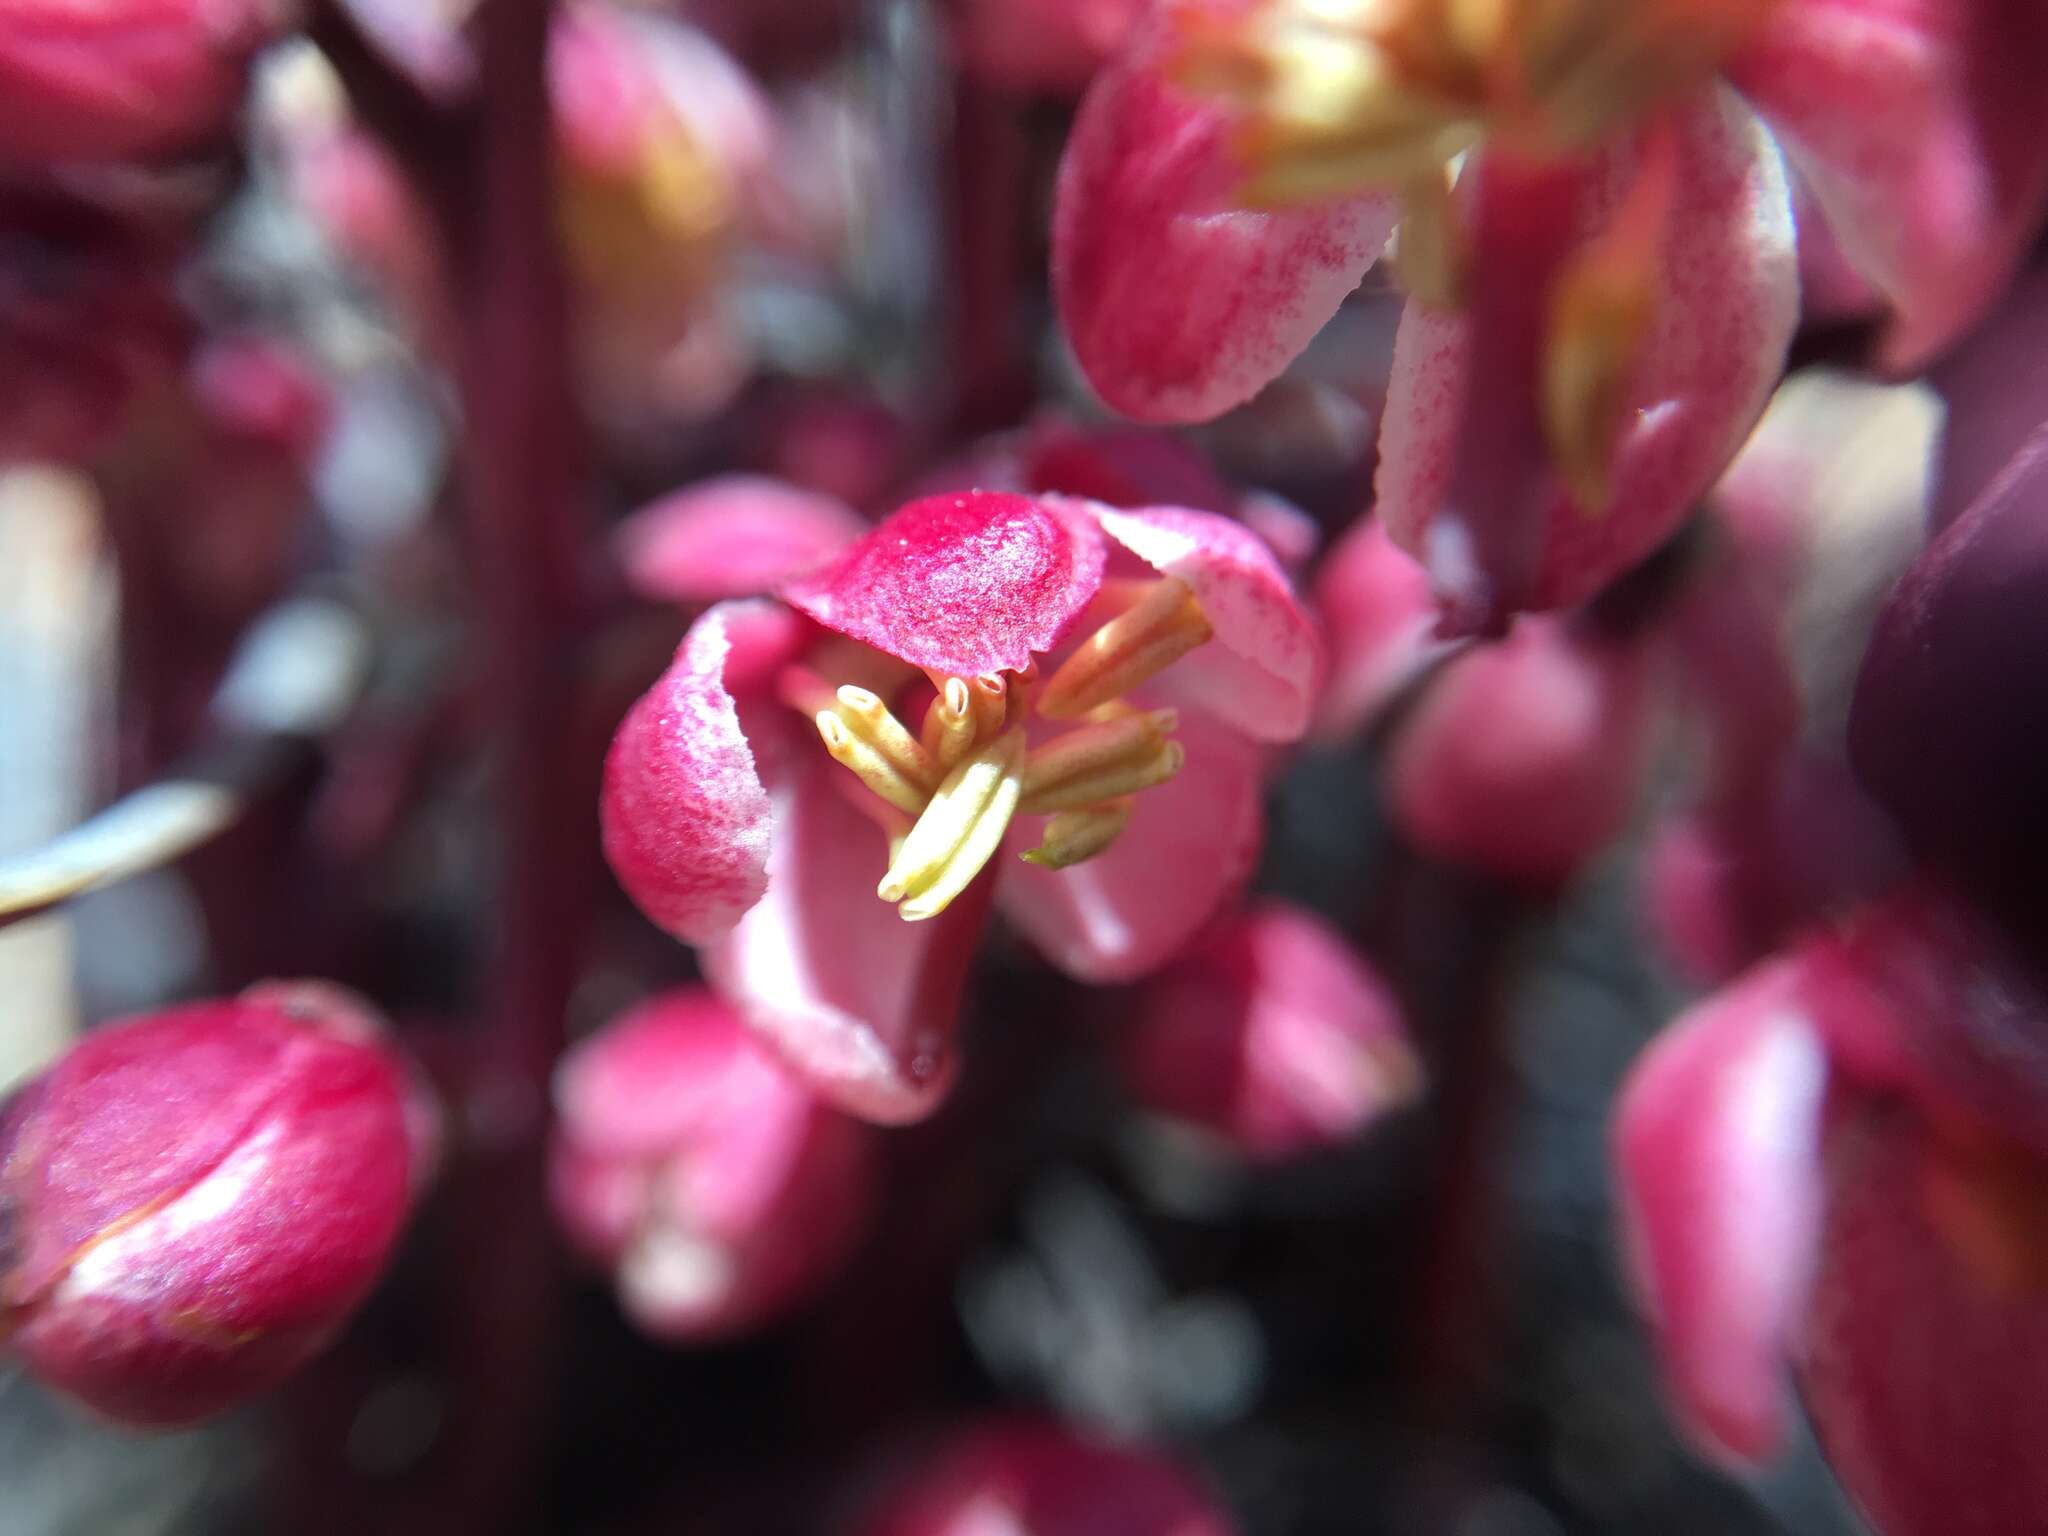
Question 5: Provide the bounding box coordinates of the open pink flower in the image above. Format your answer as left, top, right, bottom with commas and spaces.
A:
1122, 900, 1420, 1161
1616, 878, 2048, 1534
1055, 0, 2048, 626
548, 987, 874, 1341
602, 489, 1321, 1122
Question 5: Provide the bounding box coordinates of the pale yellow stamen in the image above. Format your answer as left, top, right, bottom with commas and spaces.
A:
1020, 711, 1185, 814
921, 676, 979, 770
968, 673, 1010, 742
1391, 160, 1466, 311
816, 715, 930, 818
878, 731, 1026, 920
1021, 799, 1135, 870
1542, 121, 1676, 512
1037, 580, 1213, 721
834, 686, 939, 789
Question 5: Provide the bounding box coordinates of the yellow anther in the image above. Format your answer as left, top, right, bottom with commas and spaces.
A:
1542, 121, 1675, 512
878, 731, 1026, 921
1020, 711, 1185, 814
1174, 0, 1778, 207
1037, 580, 1213, 721
834, 686, 939, 788
968, 674, 1010, 742
1021, 799, 1135, 871
921, 676, 979, 769
1390, 160, 1467, 310
816, 715, 929, 818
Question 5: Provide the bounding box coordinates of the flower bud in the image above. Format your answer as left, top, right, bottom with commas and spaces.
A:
0, 982, 436, 1427
1122, 902, 1419, 1160
1386, 618, 1651, 890
548, 988, 875, 1341
850, 1419, 1235, 1536
0, 0, 279, 166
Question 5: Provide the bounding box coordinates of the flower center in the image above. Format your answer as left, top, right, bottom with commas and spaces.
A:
1174, 0, 1779, 202
783, 578, 1214, 920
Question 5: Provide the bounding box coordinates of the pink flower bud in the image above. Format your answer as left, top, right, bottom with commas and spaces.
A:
0, 982, 436, 1427
0, 0, 278, 166
1122, 902, 1420, 1161
1386, 619, 1651, 891
850, 1419, 1236, 1536
547, 988, 875, 1341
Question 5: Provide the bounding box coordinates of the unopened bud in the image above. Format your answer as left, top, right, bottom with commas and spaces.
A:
0, 982, 437, 1427
548, 989, 874, 1341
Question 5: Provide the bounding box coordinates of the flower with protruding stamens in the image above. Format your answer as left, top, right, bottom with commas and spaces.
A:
601, 488, 1322, 1122
1055, 0, 2048, 627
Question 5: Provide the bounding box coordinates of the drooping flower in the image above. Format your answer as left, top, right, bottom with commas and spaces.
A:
548, 987, 874, 1341
849, 1418, 1237, 1536
0, 982, 437, 1427
1055, 0, 2048, 626
1615, 879, 2048, 1536
1121, 900, 1420, 1160
602, 488, 1321, 1121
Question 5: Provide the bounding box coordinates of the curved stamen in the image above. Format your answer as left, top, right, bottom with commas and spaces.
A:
1037, 579, 1213, 720
878, 731, 1027, 920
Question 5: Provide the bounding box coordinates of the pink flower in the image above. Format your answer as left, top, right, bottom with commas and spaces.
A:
0, 982, 437, 1427
1122, 900, 1420, 1160
547, 987, 874, 1341
1054, 0, 2048, 625
849, 1418, 1236, 1536
601, 489, 1322, 1122
1615, 882, 2048, 1536
0, 0, 278, 166
612, 475, 867, 607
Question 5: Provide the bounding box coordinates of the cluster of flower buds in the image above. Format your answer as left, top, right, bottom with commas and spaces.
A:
0, 983, 437, 1427
547, 987, 875, 1341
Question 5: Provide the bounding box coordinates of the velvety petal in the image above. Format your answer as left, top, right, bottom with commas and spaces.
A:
998, 705, 1262, 983
1386, 620, 1652, 891
1731, 0, 2048, 371
1311, 513, 1451, 740
1801, 1100, 2048, 1536
1051, 2, 1399, 424
1376, 89, 1797, 616
1123, 901, 1419, 1160
613, 475, 866, 604
1613, 959, 1831, 1467
779, 491, 1105, 677
1085, 500, 1324, 741
1847, 429, 2048, 949
704, 750, 994, 1124
600, 601, 804, 945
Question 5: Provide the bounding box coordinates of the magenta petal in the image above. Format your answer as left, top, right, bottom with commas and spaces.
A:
1731, 0, 2048, 371
1614, 960, 1831, 1467
600, 601, 803, 945
613, 475, 866, 604
1051, 4, 1398, 424
1928, 267, 2048, 533
1376, 90, 1796, 615
779, 491, 1106, 676
998, 705, 1262, 982
704, 751, 991, 1124
1086, 500, 1324, 741
1801, 1101, 2048, 1536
